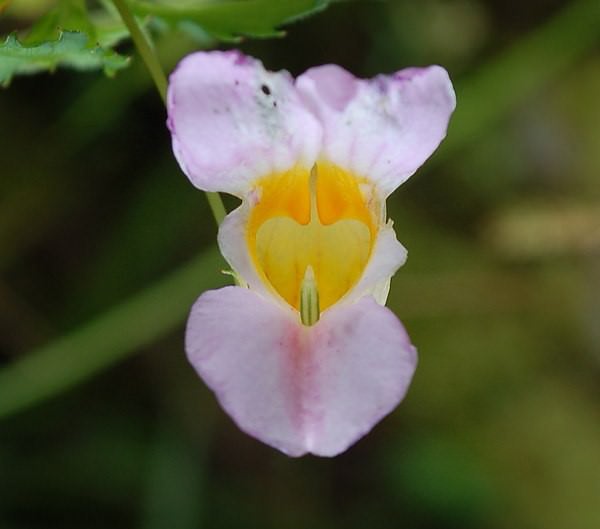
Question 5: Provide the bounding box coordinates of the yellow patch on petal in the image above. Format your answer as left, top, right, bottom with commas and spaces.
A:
246, 162, 378, 311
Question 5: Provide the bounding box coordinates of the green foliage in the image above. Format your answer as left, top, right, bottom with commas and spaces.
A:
0, 0, 329, 88
0, 31, 130, 86
131, 0, 329, 40
24, 0, 133, 49
24, 0, 97, 44
1, 0, 133, 84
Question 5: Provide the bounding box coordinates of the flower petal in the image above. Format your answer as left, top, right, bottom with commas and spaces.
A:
186, 286, 311, 457
296, 64, 456, 195
217, 200, 282, 304
340, 222, 407, 306
218, 179, 407, 310
167, 51, 322, 195
186, 287, 417, 457
303, 295, 417, 456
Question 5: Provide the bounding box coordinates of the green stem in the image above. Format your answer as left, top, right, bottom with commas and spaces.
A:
112, 0, 167, 103
111, 0, 227, 226
0, 248, 225, 420
206, 191, 227, 225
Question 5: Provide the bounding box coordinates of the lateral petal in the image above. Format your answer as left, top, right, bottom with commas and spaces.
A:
217, 200, 284, 305
339, 222, 407, 307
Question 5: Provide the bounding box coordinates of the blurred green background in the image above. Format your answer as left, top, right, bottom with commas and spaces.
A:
1, 0, 599, 528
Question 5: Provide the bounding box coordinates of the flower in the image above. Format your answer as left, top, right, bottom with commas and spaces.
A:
167, 51, 455, 457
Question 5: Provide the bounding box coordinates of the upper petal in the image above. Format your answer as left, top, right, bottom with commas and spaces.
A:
296, 64, 456, 195
186, 286, 417, 457
167, 51, 322, 195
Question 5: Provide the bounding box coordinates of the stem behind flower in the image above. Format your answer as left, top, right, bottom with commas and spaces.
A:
111, 0, 227, 227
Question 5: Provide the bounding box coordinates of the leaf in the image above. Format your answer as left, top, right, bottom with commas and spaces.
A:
24, 0, 97, 44
92, 12, 135, 49
22, 0, 133, 49
0, 30, 130, 87
131, 0, 329, 41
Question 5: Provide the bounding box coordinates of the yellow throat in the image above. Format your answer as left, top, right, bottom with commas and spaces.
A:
247, 162, 378, 312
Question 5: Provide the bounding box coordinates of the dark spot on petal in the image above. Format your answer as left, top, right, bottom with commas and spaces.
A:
273, 101, 277, 107
261, 84, 271, 96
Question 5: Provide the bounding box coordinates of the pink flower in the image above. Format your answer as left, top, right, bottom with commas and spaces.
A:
167, 51, 455, 456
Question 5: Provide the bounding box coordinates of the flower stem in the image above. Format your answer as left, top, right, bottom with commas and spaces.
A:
111, 0, 227, 226
206, 191, 227, 225
111, 0, 167, 103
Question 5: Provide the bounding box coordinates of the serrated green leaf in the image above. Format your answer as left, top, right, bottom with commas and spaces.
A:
90, 11, 136, 49
131, 0, 329, 41
22, 0, 134, 50
24, 0, 97, 44
0, 30, 130, 87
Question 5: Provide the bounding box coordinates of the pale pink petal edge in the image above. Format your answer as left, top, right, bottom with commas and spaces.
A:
186, 286, 417, 457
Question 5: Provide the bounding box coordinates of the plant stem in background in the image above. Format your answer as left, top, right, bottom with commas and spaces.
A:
0, 248, 226, 420
111, 0, 167, 103
111, 0, 227, 226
